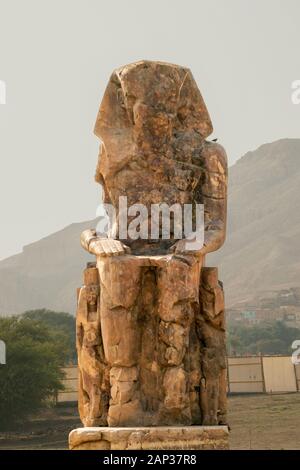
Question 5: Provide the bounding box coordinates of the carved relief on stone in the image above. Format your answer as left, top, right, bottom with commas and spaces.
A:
76, 263, 109, 426
197, 267, 227, 425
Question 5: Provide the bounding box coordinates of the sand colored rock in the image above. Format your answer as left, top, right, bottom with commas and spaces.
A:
73, 61, 228, 447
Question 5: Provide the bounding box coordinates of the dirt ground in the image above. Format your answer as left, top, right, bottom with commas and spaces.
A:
228, 393, 300, 450
0, 393, 299, 450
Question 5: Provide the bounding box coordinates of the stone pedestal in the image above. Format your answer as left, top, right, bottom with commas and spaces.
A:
69, 426, 229, 450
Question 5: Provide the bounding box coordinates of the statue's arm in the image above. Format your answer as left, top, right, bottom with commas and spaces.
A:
80, 229, 130, 257
81, 159, 131, 257
80, 229, 98, 252
200, 141, 227, 255
174, 141, 227, 256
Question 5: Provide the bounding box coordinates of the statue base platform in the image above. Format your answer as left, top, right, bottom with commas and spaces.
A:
69, 426, 229, 450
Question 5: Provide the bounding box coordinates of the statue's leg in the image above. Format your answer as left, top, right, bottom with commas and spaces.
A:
156, 255, 202, 425
97, 255, 143, 426
197, 267, 227, 425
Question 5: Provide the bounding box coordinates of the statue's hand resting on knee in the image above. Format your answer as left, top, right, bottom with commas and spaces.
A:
81, 229, 131, 257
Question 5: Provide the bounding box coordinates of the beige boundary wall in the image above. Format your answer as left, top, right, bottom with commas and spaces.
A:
57, 357, 300, 403
227, 356, 300, 394
227, 356, 265, 393
57, 366, 78, 403
262, 356, 297, 393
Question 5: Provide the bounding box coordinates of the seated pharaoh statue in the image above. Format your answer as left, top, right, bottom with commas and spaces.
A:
76, 61, 228, 432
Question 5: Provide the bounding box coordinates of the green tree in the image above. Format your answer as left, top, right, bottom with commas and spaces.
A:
22, 309, 76, 363
0, 316, 70, 428
228, 320, 300, 355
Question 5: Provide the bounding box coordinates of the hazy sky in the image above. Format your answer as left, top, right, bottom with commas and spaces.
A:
0, 0, 299, 259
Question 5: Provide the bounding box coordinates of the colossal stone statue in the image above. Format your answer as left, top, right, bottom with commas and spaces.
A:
70, 61, 229, 450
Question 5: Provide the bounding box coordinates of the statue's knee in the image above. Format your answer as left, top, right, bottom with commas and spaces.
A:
101, 307, 141, 366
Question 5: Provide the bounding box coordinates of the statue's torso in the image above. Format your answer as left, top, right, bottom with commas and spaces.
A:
101, 140, 206, 254
97, 139, 226, 254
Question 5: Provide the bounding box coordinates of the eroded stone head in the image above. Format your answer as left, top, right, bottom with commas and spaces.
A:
94, 60, 213, 151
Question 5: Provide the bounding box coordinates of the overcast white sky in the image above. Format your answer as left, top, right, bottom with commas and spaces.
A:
0, 0, 299, 259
